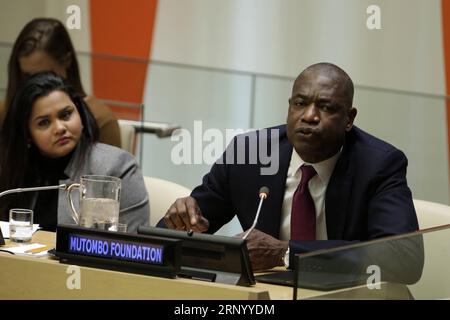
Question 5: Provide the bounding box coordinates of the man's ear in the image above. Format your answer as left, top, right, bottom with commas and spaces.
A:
346, 107, 357, 131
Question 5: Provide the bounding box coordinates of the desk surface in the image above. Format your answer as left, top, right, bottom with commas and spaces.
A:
0, 231, 409, 300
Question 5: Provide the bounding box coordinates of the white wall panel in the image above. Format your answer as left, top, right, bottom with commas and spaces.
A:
152, 0, 445, 95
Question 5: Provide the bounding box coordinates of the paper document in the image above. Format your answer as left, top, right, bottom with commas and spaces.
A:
4, 243, 51, 256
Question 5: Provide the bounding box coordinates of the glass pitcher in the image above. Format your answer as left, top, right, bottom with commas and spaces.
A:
67, 175, 121, 231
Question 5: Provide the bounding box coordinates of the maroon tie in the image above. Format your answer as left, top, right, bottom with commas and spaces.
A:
291, 165, 317, 240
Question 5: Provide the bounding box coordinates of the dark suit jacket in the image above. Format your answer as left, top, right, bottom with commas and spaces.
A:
189, 125, 419, 261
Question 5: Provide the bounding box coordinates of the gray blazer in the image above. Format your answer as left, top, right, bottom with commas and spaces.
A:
56, 143, 149, 232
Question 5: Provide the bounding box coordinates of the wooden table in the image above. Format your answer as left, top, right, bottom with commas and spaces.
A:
0, 230, 410, 300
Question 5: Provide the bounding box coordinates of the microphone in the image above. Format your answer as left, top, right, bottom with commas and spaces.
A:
242, 186, 270, 240
0, 184, 67, 199
0, 185, 68, 215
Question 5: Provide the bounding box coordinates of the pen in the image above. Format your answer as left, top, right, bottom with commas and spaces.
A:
25, 245, 53, 254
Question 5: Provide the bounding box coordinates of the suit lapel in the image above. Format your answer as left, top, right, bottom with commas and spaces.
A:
325, 133, 354, 239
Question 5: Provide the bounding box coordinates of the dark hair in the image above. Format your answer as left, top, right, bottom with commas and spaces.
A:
0, 72, 98, 216
5, 18, 85, 108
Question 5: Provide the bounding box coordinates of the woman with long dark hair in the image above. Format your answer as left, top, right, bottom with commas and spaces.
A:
0, 17, 121, 147
0, 72, 148, 232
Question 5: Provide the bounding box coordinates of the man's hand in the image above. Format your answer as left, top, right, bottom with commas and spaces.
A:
236, 229, 288, 271
164, 196, 210, 232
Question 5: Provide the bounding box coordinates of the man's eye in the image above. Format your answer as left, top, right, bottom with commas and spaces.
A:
321, 105, 334, 112
293, 100, 306, 107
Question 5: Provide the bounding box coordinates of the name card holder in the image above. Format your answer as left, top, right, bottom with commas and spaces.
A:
56, 224, 181, 279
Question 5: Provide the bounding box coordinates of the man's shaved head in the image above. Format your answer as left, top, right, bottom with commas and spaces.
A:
295, 62, 354, 108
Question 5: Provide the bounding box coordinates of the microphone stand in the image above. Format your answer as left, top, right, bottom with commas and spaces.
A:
242, 193, 267, 240
0, 184, 68, 199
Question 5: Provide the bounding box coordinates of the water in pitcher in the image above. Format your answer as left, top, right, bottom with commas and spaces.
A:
79, 198, 120, 231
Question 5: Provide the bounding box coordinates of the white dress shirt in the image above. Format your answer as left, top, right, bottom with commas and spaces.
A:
279, 149, 342, 241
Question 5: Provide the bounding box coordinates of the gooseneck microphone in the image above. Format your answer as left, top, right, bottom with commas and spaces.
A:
242, 186, 270, 240
0, 184, 67, 198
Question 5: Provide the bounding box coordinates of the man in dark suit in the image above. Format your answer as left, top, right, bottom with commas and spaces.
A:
163, 62, 419, 271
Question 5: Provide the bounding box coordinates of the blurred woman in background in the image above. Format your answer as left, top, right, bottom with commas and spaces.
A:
0, 17, 121, 147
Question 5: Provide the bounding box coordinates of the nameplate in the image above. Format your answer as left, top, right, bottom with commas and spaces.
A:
56, 224, 181, 278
